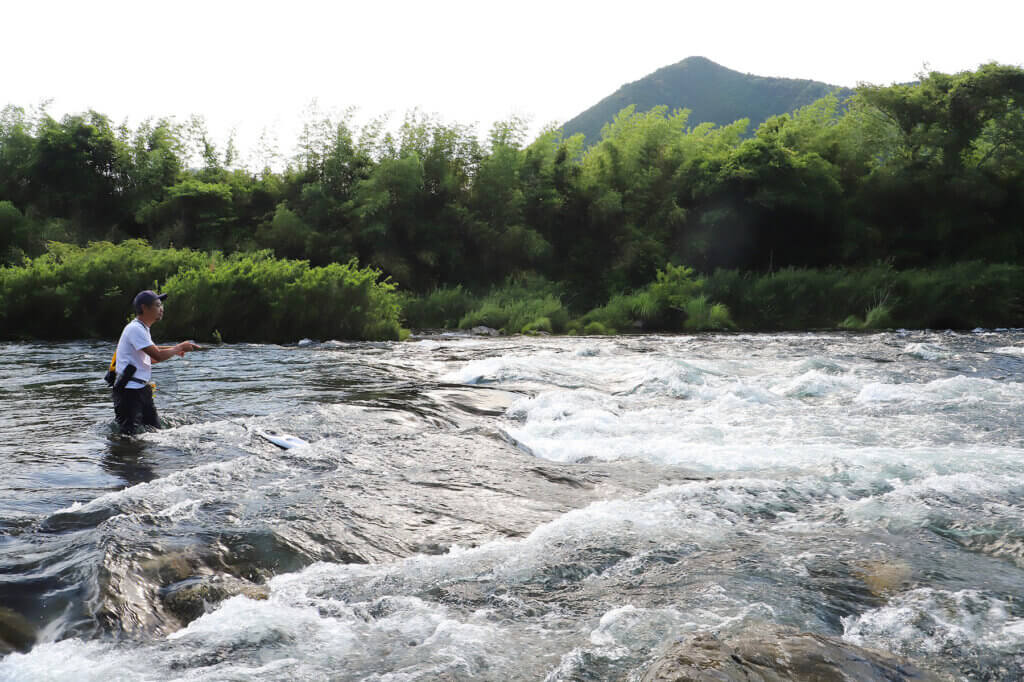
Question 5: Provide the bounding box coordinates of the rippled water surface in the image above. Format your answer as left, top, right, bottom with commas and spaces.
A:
2, 331, 1024, 680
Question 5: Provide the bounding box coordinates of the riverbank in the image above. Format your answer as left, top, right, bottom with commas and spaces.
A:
2, 241, 1022, 342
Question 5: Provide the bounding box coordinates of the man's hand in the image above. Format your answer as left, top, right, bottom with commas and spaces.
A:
175, 341, 201, 356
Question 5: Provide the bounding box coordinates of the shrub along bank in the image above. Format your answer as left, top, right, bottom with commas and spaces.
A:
704, 263, 1024, 331
404, 262, 1024, 334
2, 241, 1021, 342
0, 241, 404, 342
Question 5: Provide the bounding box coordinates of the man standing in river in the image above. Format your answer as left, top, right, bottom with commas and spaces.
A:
112, 290, 199, 435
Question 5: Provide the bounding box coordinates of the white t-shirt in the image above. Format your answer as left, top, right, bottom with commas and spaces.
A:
115, 319, 155, 388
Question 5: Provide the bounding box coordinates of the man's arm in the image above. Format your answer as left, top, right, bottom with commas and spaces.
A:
142, 341, 201, 364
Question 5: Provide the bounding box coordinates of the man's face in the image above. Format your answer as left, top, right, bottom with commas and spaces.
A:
144, 299, 164, 321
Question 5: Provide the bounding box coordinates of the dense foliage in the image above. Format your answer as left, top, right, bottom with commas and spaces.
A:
704, 262, 1024, 330
0, 241, 404, 341
1, 62, 1022, 338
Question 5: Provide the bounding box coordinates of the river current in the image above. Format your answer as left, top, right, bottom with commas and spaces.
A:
1, 331, 1023, 680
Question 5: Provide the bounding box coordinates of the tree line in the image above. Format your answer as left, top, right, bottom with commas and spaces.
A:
2, 63, 1023, 336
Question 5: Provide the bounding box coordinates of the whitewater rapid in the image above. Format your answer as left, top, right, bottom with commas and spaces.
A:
1, 331, 1023, 680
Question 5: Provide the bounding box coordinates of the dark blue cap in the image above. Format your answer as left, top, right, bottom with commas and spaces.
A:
133, 290, 167, 312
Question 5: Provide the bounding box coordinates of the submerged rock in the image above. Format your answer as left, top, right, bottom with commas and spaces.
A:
470, 325, 501, 336
97, 547, 276, 636
162, 575, 270, 626
0, 606, 36, 655
642, 626, 941, 681
854, 558, 913, 597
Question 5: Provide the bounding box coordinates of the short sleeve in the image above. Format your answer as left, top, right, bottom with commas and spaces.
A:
127, 323, 153, 351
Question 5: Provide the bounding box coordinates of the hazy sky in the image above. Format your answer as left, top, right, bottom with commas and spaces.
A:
5, 0, 1020, 163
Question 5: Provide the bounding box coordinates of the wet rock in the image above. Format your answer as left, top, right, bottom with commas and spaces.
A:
855, 558, 913, 597
470, 326, 501, 336
642, 626, 941, 681
98, 547, 274, 636
96, 549, 204, 635
140, 551, 201, 585
0, 606, 37, 655
162, 575, 270, 626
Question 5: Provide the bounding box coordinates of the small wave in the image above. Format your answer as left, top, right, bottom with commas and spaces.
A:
771, 370, 860, 399
840, 467, 1024, 531
623, 361, 711, 398
588, 605, 689, 649
795, 357, 847, 375
902, 343, 950, 361
50, 501, 85, 515
842, 588, 1024, 666
0, 639, 123, 682
441, 354, 574, 386
573, 344, 606, 357
856, 375, 1024, 405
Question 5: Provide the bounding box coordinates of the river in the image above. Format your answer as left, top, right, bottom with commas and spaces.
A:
1, 331, 1023, 680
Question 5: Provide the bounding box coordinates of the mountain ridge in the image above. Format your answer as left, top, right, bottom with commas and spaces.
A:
561, 56, 855, 144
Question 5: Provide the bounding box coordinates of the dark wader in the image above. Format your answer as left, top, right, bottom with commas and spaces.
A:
113, 382, 159, 435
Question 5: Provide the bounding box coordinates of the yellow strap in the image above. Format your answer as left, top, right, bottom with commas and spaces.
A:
108, 352, 117, 372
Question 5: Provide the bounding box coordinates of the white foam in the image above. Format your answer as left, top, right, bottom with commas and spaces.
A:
843, 588, 1024, 657
0, 640, 131, 682
440, 356, 533, 385
504, 369, 1024, 468
856, 375, 1024, 405
156, 498, 201, 520
440, 343, 1023, 471
51, 501, 85, 515
588, 605, 689, 649
771, 369, 861, 399
903, 343, 950, 361
840, 468, 1024, 528
573, 343, 607, 357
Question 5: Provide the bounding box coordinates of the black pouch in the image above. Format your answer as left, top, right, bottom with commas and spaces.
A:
113, 364, 137, 391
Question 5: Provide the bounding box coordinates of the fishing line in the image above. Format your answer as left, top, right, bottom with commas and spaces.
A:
150, 361, 180, 412
153, 357, 308, 450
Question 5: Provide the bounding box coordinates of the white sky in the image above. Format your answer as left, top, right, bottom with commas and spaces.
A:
4, 0, 1021, 164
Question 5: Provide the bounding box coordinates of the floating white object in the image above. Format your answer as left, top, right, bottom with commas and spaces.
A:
256, 429, 309, 450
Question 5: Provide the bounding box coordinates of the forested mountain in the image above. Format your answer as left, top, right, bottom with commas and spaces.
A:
561, 56, 855, 144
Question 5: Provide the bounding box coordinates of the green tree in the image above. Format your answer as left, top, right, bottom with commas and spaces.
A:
855, 63, 1024, 263
0, 200, 38, 263
255, 202, 315, 260
27, 111, 133, 237
137, 178, 234, 249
